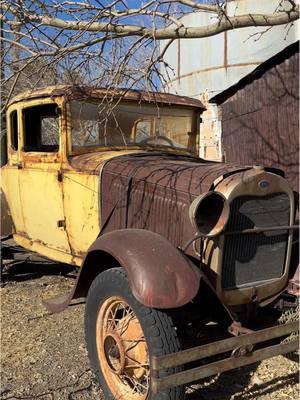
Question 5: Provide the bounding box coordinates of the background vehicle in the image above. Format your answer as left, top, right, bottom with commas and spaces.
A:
1, 86, 299, 400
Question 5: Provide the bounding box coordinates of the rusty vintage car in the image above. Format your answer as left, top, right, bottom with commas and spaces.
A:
1, 85, 299, 400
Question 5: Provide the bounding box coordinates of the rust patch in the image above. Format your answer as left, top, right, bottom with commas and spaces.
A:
100, 153, 248, 256
162, 62, 261, 87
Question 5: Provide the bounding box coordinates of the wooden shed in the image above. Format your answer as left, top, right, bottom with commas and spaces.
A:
210, 42, 299, 194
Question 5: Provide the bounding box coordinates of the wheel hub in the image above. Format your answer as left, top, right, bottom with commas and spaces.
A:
104, 332, 126, 374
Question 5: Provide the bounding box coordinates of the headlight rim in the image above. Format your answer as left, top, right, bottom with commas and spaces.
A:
189, 191, 230, 238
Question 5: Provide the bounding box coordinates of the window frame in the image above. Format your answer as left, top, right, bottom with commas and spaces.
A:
6, 105, 20, 164
19, 98, 64, 164
67, 100, 200, 156
9, 109, 19, 151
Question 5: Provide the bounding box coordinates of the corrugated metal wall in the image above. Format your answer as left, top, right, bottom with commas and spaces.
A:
219, 51, 299, 193
162, 0, 299, 99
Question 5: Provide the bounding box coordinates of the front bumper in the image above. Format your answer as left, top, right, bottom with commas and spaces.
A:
151, 320, 299, 393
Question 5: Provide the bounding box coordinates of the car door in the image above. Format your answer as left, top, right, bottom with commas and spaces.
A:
1, 105, 26, 236
18, 98, 71, 256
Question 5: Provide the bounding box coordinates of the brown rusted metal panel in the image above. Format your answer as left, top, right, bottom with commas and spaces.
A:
213, 44, 299, 193
85, 229, 201, 308
44, 229, 202, 312
100, 154, 247, 256
7, 85, 206, 110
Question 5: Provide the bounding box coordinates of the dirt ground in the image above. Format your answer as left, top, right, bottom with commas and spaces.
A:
1, 259, 299, 400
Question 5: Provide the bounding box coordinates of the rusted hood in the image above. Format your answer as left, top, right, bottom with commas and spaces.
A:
100, 153, 248, 256
101, 153, 243, 195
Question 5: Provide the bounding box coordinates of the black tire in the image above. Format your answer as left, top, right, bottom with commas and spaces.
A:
85, 267, 185, 400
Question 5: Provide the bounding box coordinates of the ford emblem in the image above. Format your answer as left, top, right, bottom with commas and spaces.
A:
259, 180, 269, 189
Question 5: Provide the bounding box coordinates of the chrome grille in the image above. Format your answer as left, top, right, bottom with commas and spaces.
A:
222, 193, 290, 289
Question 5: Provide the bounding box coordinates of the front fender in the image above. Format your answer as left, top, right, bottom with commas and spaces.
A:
43, 229, 201, 312
87, 229, 201, 308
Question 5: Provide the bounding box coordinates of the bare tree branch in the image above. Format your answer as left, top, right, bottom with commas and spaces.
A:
3, 3, 298, 40
0, 0, 298, 109
175, 0, 220, 13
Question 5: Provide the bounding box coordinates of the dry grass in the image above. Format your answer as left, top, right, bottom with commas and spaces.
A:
1, 260, 299, 400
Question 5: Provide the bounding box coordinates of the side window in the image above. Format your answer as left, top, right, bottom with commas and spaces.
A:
10, 110, 18, 150
23, 104, 59, 152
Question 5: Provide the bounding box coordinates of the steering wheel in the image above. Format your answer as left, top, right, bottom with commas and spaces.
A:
139, 135, 175, 147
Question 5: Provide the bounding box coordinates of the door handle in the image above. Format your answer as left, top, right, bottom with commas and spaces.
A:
12, 162, 22, 169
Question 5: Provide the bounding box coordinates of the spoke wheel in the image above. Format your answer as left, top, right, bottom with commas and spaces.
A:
96, 296, 149, 399
85, 267, 184, 400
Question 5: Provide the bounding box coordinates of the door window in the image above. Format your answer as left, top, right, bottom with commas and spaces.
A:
23, 104, 59, 152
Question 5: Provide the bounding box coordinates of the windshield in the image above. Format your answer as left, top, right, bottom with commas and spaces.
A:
70, 101, 198, 154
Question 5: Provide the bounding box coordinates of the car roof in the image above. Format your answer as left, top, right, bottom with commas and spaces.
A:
7, 85, 205, 110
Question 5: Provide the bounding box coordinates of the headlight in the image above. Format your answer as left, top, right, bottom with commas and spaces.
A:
189, 191, 229, 237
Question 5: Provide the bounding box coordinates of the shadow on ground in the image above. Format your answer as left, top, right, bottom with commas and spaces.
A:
186, 365, 298, 400
1, 260, 78, 285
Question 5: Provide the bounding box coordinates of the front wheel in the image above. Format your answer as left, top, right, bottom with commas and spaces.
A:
85, 267, 184, 400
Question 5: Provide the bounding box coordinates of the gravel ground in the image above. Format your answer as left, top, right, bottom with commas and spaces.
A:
1, 259, 299, 400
